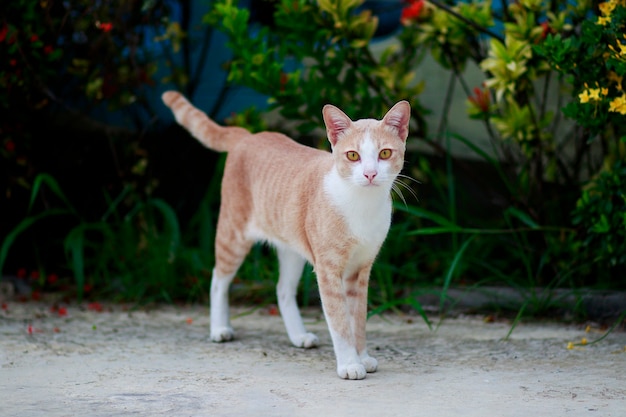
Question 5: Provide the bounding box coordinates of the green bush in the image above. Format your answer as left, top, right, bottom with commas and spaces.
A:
205, 0, 626, 298
572, 160, 626, 276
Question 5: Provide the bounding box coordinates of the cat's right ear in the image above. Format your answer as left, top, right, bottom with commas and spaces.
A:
322, 105, 353, 147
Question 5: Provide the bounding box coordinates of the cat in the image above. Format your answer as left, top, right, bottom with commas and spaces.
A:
162, 91, 410, 379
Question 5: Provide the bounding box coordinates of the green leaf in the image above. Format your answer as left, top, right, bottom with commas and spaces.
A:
0, 209, 69, 277
505, 206, 539, 229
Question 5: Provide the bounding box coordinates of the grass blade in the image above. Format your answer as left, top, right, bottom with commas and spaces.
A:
0, 209, 69, 276
29, 173, 77, 215
439, 235, 476, 315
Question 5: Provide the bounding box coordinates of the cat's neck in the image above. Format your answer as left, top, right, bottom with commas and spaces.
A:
323, 166, 393, 244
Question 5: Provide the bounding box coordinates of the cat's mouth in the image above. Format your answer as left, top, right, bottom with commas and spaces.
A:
360, 178, 382, 187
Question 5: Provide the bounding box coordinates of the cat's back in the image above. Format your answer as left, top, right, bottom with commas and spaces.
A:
227, 130, 330, 177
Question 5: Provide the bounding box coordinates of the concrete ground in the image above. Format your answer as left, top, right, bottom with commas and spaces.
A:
1, 302, 625, 417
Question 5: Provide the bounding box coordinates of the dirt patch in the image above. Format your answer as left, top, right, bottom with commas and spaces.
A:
1, 302, 625, 416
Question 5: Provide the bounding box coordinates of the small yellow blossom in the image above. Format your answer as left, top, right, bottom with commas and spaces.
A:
579, 88, 602, 103
602, 87, 609, 95
579, 90, 590, 103
599, 1, 617, 16
608, 71, 623, 90
597, 16, 611, 26
609, 94, 626, 114
581, 338, 588, 345
567, 342, 574, 350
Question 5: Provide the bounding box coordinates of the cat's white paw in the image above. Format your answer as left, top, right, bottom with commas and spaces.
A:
361, 355, 378, 373
210, 326, 234, 343
337, 363, 367, 380
291, 332, 319, 349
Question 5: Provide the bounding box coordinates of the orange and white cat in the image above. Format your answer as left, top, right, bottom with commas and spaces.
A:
162, 91, 410, 379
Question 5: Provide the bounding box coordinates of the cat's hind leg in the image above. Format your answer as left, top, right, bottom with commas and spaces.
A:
275, 245, 319, 348
210, 225, 253, 343
210, 269, 236, 342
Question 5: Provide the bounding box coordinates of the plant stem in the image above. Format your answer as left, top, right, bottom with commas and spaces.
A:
428, 0, 505, 43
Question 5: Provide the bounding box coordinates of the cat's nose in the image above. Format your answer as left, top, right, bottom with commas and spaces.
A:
364, 171, 377, 183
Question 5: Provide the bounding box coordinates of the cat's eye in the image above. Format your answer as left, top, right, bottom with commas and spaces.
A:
346, 151, 360, 161
379, 149, 392, 160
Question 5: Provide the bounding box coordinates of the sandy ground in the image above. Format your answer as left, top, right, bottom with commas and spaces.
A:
1, 302, 625, 417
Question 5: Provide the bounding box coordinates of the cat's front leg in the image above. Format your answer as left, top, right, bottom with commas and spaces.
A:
346, 266, 377, 374
316, 269, 367, 380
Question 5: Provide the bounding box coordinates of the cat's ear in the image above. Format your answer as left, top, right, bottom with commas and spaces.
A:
382, 100, 411, 142
322, 104, 353, 147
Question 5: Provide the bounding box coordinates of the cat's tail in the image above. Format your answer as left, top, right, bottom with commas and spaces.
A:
161, 90, 249, 153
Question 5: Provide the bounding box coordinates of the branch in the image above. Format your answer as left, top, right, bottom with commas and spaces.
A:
428, 0, 504, 44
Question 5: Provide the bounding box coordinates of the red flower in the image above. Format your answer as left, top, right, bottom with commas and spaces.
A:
30, 34, 39, 42
47, 273, 59, 285
0, 24, 7, 42
539, 22, 554, 41
468, 86, 491, 113
43, 45, 54, 55
401, 0, 424, 25
279, 72, 288, 92
4, 140, 15, 152
88, 302, 103, 312
17, 268, 27, 279
98, 22, 113, 32
30, 270, 40, 280
57, 306, 68, 316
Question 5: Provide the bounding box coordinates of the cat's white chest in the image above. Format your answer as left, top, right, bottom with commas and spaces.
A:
323, 168, 392, 251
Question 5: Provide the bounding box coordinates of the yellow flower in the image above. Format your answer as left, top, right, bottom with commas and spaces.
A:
588, 88, 601, 101
602, 87, 609, 95
608, 71, 624, 90
579, 90, 590, 103
597, 16, 611, 26
579, 88, 602, 103
609, 94, 626, 114
599, 0, 617, 16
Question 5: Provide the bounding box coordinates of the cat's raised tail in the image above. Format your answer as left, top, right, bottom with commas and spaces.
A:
161, 90, 249, 153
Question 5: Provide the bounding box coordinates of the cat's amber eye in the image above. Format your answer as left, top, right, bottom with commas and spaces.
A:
346, 151, 360, 161
379, 149, 392, 160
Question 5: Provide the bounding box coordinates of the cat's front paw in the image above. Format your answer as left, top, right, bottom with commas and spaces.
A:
210, 326, 234, 343
291, 332, 319, 349
337, 363, 367, 380
361, 355, 378, 373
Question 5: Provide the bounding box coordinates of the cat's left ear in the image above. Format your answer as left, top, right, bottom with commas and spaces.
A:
323, 104, 353, 147
382, 101, 411, 142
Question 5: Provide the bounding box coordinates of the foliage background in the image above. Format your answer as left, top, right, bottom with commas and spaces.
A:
1, 0, 625, 318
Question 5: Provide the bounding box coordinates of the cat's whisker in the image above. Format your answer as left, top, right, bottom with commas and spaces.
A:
391, 183, 408, 206
392, 177, 419, 205
397, 173, 421, 185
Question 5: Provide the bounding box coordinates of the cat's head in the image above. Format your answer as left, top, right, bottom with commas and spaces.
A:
322, 101, 410, 188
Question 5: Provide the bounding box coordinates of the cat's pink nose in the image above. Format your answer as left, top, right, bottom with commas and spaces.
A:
364, 171, 377, 183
